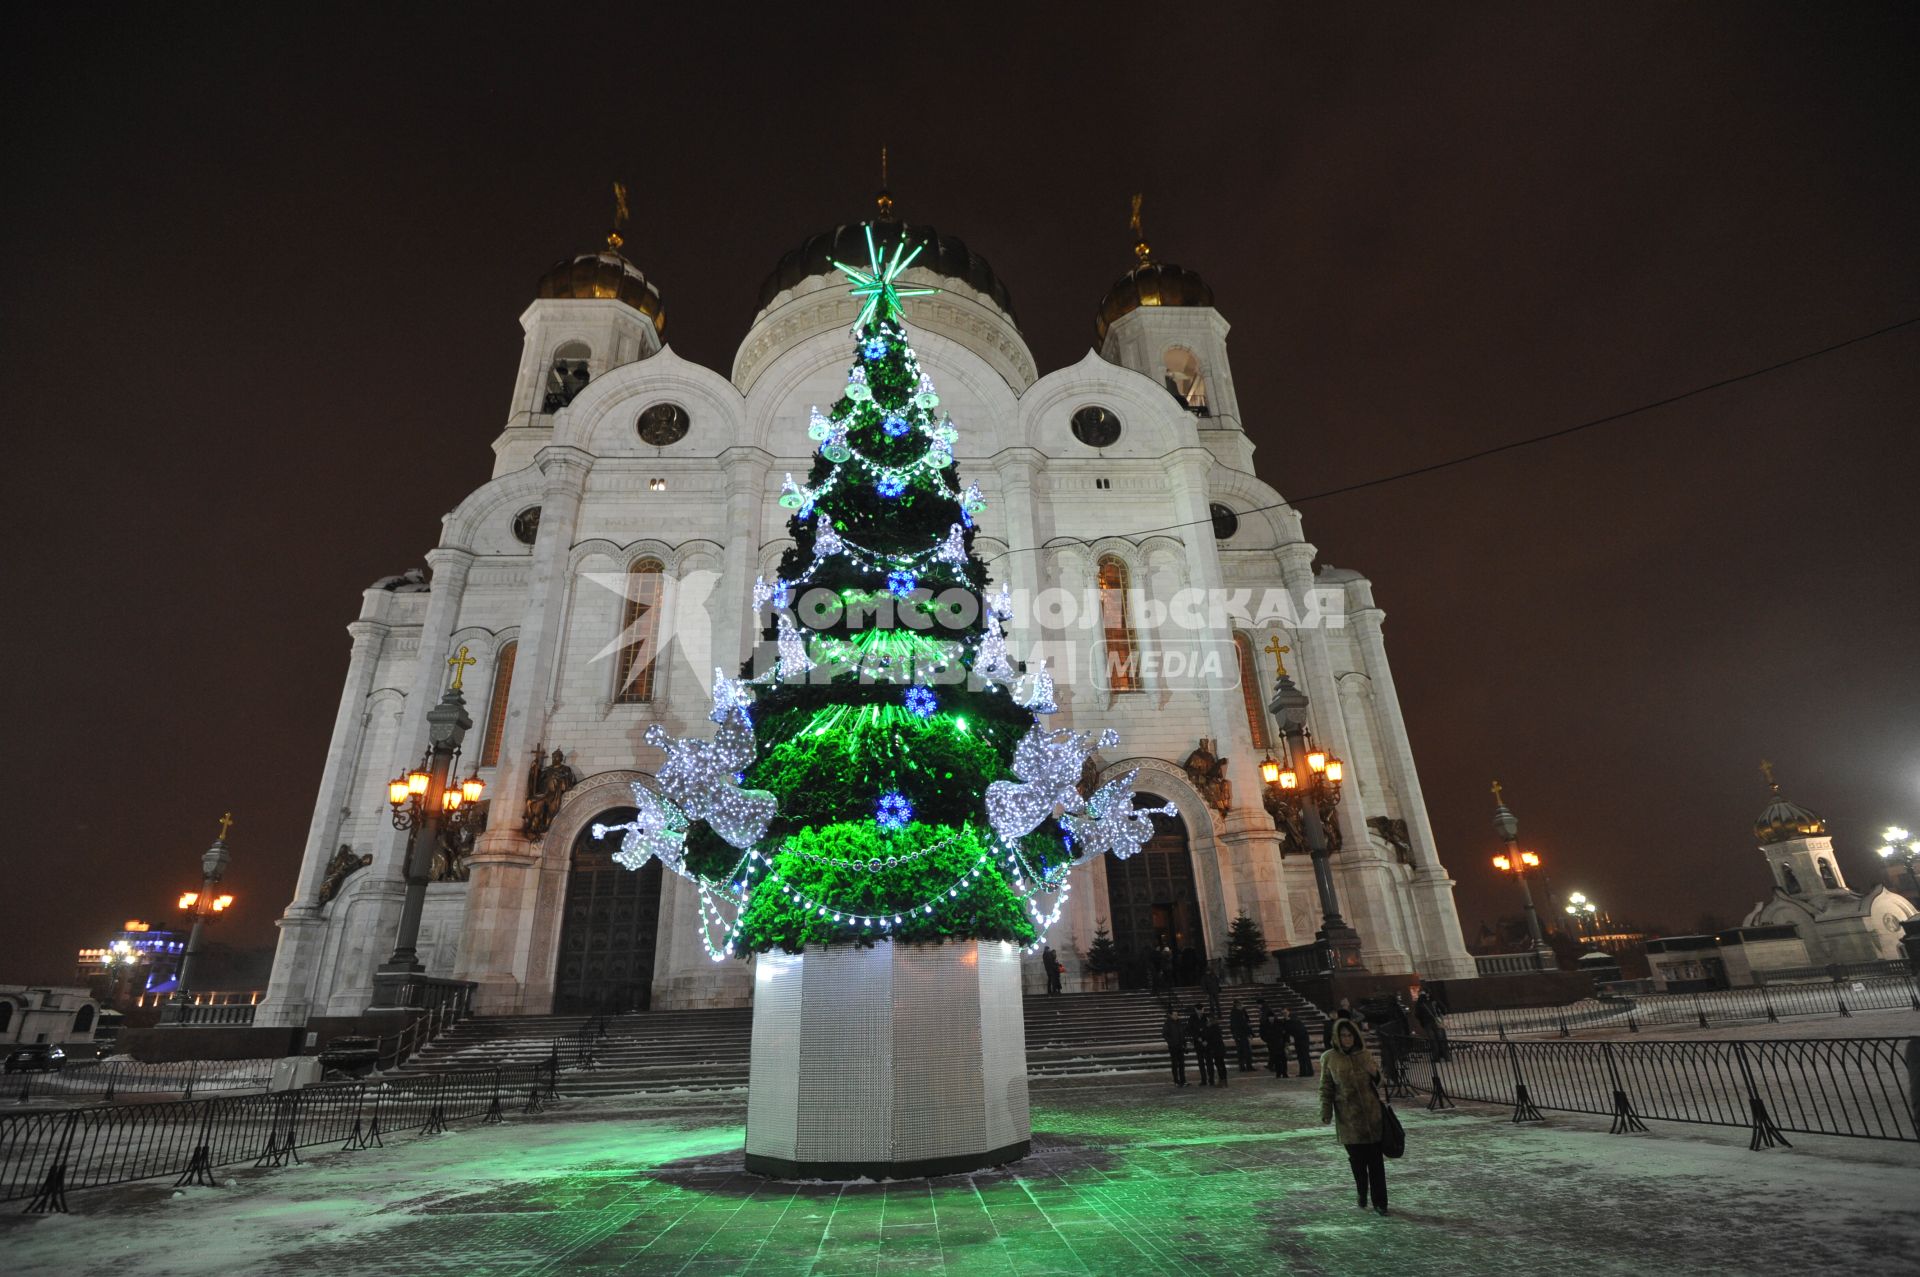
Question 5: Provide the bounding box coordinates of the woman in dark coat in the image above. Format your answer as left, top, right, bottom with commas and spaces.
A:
1319, 1019, 1389, 1214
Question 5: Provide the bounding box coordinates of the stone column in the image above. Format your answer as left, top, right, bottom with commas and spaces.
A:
1349, 588, 1477, 979
718, 447, 773, 666
989, 449, 1045, 653
1274, 545, 1408, 972
1167, 448, 1280, 954
456, 446, 592, 1013
256, 616, 389, 1028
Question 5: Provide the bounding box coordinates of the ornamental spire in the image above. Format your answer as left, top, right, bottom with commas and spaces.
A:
1129, 192, 1152, 265
607, 181, 629, 254
876, 146, 895, 223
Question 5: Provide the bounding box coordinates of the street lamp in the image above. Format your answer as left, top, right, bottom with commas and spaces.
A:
172, 813, 238, 1004
1564, 891, 1599, 940
1490, 782, 1556, 966
1877, 826, 1920, 896
373, 652, 483, 1003
1264, 670, 1366, 972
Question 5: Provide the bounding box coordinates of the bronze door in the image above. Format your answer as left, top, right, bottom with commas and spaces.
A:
553, 809, 663, 1014
1103, 800, 1202, 988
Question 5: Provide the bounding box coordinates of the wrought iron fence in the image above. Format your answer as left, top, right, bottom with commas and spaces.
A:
0, 1058, 555, 1213
1379, 1032, 1918, 1148
1438, 974, 1920, 1038
12, 1059, 275, 1105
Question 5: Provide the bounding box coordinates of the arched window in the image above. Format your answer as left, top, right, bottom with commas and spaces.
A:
1097, 555, 1139, 693
614, 559, 665, 703
544, 341, 591, 411
1817, 858, 1839, 891
1781, 863, 1802, 894
72, 1005, 95, 1034
478, 641, 518, 767
0, 1001, 12, 1034
1163, 348, 1209, 416
1232, 633, 1271, 750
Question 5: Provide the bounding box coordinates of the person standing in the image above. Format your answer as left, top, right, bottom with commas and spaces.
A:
1153, 941, 1174, 996
1289, 1005, 1316, 1077
1319, 1019, 1390, 1215
1204, 1012, 1229, 1087
1202, 965, 1222, 1018
1162, 1009, 1188, 1087
1272, 1006, 1298, 1078
1415, 989, 1448, 1062
1188, 1006, 1212, 1085
1259, 1001, 1287, 1077
1229, 1002, 1255, 1072
1041, 944, 1062, 995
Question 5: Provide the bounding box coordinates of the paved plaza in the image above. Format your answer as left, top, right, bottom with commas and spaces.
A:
6, 1068, 1915, 1276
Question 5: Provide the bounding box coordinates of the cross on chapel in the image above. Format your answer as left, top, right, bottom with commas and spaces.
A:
447, 645, 477, 691
1262, 636, 1291, 678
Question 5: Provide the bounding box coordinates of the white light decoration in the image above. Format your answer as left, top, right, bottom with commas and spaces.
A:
1063, 769, 1176, 863
594, 784, 691, 875
812, 516, 844, 559
933, 523, 968, 567
776, 613, 817, 680
974, 608, 1016, 686
985, 726, 1119, 843
645, 675, 776, 850
1014, 659, 1057, 714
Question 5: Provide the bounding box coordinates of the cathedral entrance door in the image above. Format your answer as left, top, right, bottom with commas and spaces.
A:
1103, 800, 1204, 990
553, 808, 663, 1014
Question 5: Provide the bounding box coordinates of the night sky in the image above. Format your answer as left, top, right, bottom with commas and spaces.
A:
4, 4, 1916, 984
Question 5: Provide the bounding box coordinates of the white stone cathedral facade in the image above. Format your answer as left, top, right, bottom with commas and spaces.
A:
258, 214, 1477, 1026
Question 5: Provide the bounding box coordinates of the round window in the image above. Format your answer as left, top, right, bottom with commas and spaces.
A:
1070, 406, 1122, 448
1210, 503, 1239, 541
637, 402, 690, 447
511, 506, 542, 546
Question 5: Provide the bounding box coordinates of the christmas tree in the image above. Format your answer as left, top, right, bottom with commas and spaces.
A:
596, 229, 1173, 958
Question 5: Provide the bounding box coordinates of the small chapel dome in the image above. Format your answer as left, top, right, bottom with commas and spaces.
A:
535, 249, 665, 335
756, 220, 1018, 325
1094, 194, 1215, 342
1754, 766, 1827, 845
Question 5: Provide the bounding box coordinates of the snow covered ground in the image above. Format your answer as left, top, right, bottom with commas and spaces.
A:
3, 1070, 1914, 1275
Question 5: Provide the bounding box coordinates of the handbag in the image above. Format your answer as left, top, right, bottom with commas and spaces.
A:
1374, 1077, 1406, 1159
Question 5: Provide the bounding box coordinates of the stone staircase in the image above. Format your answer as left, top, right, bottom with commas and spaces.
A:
392, 983, 1337, 1099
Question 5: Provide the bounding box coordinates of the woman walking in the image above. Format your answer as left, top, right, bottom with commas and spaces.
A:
1318, 1019, 1390, 1215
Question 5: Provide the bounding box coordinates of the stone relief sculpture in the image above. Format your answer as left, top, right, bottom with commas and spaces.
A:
1369, 816, 1413, 866
317, 844, 372, 903
1182, 738, 1233, 815
522, 745, 579, 836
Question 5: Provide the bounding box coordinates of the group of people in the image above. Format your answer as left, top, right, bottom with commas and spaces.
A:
1160, 993, 1410, 1216
1159, 1004, 1230, 1086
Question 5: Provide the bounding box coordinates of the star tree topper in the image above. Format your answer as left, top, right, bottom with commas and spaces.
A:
831, 225, 940, 329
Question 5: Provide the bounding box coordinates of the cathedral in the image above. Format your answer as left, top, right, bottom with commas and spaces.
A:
258, 197, 1477, 1026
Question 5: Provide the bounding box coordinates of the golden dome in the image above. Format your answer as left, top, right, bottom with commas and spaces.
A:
535, 250, 665, 335
1754, 765, 1826, 845
1095, 260, 1215, 342
1094, 194, 1213, 342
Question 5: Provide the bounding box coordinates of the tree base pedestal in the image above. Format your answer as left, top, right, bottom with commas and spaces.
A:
744, 939, 1031, 1180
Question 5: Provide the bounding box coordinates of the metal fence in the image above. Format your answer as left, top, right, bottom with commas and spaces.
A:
0, 1059, 556, 1213
1437, 974, 1920, 1039
1380, 1032, 1918, 1148
12, 1059, 275, 1106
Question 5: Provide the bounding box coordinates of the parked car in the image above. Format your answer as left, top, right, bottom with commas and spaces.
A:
4, 1045, 67, 1073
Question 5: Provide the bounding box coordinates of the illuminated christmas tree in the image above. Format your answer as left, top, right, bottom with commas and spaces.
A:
596, 228, 1171, 959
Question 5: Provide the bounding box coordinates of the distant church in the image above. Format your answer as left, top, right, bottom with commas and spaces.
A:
1740, 767, 1916, 964
258, 192, 1477, 1025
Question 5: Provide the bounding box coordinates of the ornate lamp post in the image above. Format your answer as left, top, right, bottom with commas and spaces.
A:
172, 813, 237, 1004
373, 648, 485, 1001
1263, 670, 1366, 972
1564, 891, 1599, 940
1877, 826, 1920, 897
1490, 782, 1556, 966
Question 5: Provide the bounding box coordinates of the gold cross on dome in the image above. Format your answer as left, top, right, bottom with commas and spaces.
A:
447, 644, 477, 691
1760, 759, 1776, 787
1490, 780, 1505, 808
1262, 636, 1291, 678
216, 811, 235, 841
